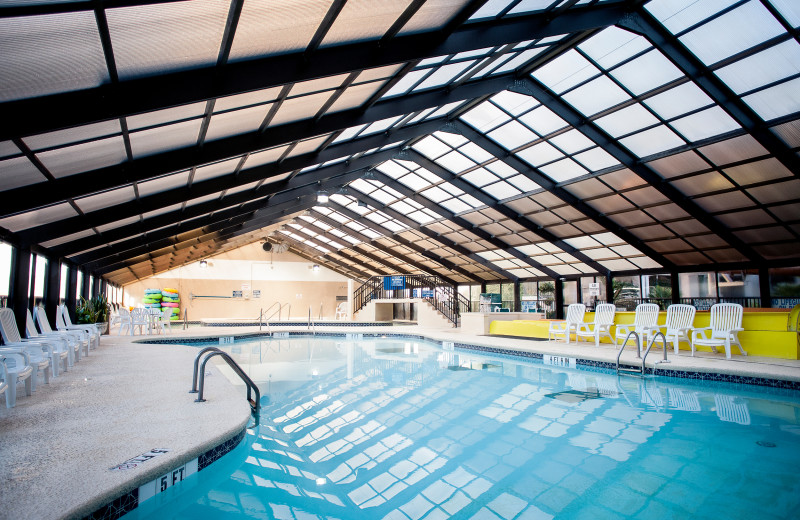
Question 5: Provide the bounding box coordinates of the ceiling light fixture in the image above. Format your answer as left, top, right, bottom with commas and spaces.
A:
199, 260, 208, 268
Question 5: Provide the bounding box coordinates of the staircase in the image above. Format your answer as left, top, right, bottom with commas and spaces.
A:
352, 274, 470, 327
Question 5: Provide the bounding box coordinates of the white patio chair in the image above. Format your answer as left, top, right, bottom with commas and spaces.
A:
548, 304, 586, 343
614, 303, 660, 353
117, 307, 132, 335
334, 301, 348, 320
0, 351, 33, 408
57, 304, 100, 349
129, 308, 150, 335
654, 304, 696, 355
0, 308, 52, 391
35, 306, 88, 361
109, 304, 121, 331
575, 303, 616, 347
691, 303, 746, 359
25, 309, 69, 377
158, 308, 172, 334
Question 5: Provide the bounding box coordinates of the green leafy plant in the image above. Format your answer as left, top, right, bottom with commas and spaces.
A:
539, 281, 555, 318
76, 294, 110, 324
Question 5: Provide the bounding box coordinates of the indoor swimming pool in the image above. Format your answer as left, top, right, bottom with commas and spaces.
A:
124, 335, 800, 519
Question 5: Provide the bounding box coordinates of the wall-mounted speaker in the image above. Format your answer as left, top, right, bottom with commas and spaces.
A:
262, 242, 272, 252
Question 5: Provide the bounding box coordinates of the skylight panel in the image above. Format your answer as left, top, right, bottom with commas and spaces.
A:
610, 50, 683, 96
644, 0, 740, 34
406, 108, 437, 125
469, 0, 516, 20
592, 232, 622, 245
679, 1, 785, 66
670, 106, 740, 141
770, 0, 800, 27
485, 160, 517, 178
438, 150, 476, 173
458, 142, 495, 163
381, 69, 428, 98
488, 121, 538, 150
562, 76, 631, 116
460, 101, 512, 132
398, 172, 432, 191
492, 48, 547, 74
573, 147, 620, 172
376, 161, 408, 179
439, 182, 464, 196
349, 178, 376, 194
463, 168, 499, 188
532, 49, 600, 94
421, 186, 450, 203
416, 55, 448, 67
516, 141, 564, 167
518, 105, 568, 136
743, 77, 800, 121
594, 104, 659, 138
440, 198, 472, 214
714, 40, 800, 94
620, 125, 685, 158
415, 167, 443, 184
413, 136, 450, 159
564, 236, 602, 249
508, 0, 554, 15
455, 47, 495, 60
414, 61, 475, 90
578, 27, 650, 69
389, 200, 416, 214
408, 210, 435, 224
435, 131, 468, 148
539, 158, 589, 182
507, 174, 540, 193
643, 82, 714, 120
549, 129, 594, 154
461, 194, 483, 207
482, 181, 521, 200
490, 90, 539, 116
369, 189, 398, 205
362, 115, 404, 136
472, 54, 516, 79
427, 101, 467, 119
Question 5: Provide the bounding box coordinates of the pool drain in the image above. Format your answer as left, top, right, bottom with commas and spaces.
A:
756, 441, 777, 448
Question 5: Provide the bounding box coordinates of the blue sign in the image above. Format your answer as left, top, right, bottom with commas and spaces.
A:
383, 276, 406, 290
421, 289, 434, 298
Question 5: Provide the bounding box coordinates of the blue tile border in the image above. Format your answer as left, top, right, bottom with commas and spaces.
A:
203, 321, 393, 327
83, 426, 247, 520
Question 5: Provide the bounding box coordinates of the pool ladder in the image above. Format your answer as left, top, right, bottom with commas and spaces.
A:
616, 331, 669, 376
190, 347, 260, 415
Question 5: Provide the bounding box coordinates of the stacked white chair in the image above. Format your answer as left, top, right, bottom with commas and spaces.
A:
57, 304, 100, 349
691, 303, 746, 359
25, 309, 69, 376
0, 351, 33, 408
0, 308, 53, 391
117, 307, 132, 335
158, 307, 173, 334
548, 303, 586, 343
575, 303, 616, 347
614, 303, 660, 353
34, 306, 88, 361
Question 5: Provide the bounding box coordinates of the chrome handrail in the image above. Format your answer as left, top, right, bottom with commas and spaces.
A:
308, 306, 316, 336
191, 346, 261, 415
183, 308, 188, 330
616, 331, 642, 375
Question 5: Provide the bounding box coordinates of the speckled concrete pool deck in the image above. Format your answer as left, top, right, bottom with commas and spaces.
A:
1, 323, 799, 520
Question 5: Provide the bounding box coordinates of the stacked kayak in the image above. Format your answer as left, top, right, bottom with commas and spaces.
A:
161, 288, 181, 321
143, 289, 163, 310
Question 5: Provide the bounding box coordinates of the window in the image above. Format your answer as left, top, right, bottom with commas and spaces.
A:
770, 267, 800, 308
59, 264, 68, 304
76, 270, 83, 301
0, 242, 12, 307
500, 282, 515, 310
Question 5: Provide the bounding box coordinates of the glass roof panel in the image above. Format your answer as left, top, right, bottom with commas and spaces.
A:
435, 131, 468, 148
573, 147, 620, 171
595, 104, 659, 137
482, 181, 520, 200
398, 172, 433, 191
518, 105, 568, 135
539, 158, 589, 182
398, 0, 473, 35
488, 121, 538, 150
562, 76, 631, 116
492, 47, 547, 74
0, 157, 48, 191
0, 12, 108, 102
485, 160, 517, 178
619, 125, 685, 158
610, 50, 683, 95
437, 150, 476, 173
770, 0, 800, 26
413, 135, 451, 159
506, 174, 539, 192
205, 104, 270, 142
269, 91, 332, 126
244, 145, 289, 169
37, 136, 127, 178
679, 1, 785, 65
549, 129, 595, 154
532, 49, 600, 94
743, 77, 800, 121
108, 1, 228, 80
381, 69, 430, 97
414, 61, 475, 90
714, 40, 800, 94
469, 0, 516, 20
460, 101, 512, 132
515, 141, 564, 167
645, 0, 740, 34
643, 82, 714, 120
326, 80, 385, 113
320, 0, 413, 47
24, 120, 121, 151
129, 119, 203, 158
490, 90, 539, 116
578, 26, 650, 69
507, 0, 554, 15
0, 202, 78, 232
463, 168, 499, 188
458, 142, 494, 163
670, 106, 740, 142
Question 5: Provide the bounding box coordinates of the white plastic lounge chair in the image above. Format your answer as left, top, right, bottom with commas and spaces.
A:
34, 306, 88, 361
614, 303, 660, 352
575, 303, 616, 347
158, 308, 172, 334
25, 309, 69, 377
691, 303, 746, 359
0, 308, 54, 391
653, 304, 696, 355
548, 304, 586, 343
57, 304, 100, 349
0, 351, 33, 408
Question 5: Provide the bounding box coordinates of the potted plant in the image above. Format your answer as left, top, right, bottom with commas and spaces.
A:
76, 294, 110, 334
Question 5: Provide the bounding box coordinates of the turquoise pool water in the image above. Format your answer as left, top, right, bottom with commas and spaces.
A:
126, 336, 800, 519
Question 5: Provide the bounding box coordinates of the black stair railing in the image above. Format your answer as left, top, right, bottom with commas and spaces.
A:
352, 274, 470, 327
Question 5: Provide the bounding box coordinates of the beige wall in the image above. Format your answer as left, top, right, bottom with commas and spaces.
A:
122, 243, 351, 321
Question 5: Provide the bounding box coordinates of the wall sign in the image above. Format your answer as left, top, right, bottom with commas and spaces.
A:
232, 290, 243, 298
253, 290, 261, 298
110, 448, 170, 472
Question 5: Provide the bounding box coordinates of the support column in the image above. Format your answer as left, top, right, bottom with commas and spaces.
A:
671, 271, 680, 305
605, 273, 613, 305
81, 271, 90, 302
66, 266, 78, 321
28, 254, 37, 311
555, 278, 564, 319
45, 258, 61, 325
759, 267, 771, 308
10, 245, 31, 335
513, 280, 521, 312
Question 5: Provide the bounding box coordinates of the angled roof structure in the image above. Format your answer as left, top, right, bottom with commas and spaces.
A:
1, 0, 798, 287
